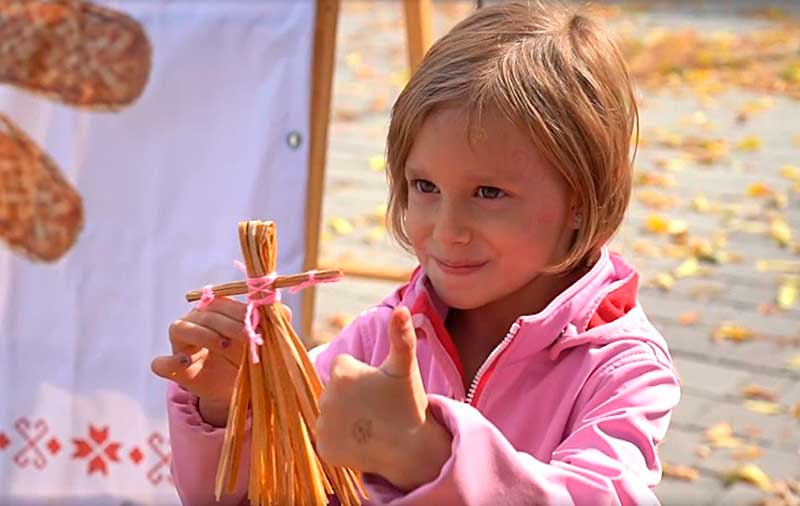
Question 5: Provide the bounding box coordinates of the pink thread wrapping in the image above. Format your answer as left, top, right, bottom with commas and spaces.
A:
234, 261, 280, 364
289, 270, 344, 294
195, 261, 343, 364
195, 285, 216, 310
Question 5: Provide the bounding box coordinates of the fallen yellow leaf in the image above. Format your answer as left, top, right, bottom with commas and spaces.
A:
644, 214, 670, 234
638, 189, 679, 210
662, 462, 699, 481
364, 226, 386, 244
695, 445, 711, 460
674, 257, 702, 278
746, 182, 772, 198
344, 52, 362, 68
328, 217, 354, 236
682, 111, 711, 127
731, 446, 763, 461
736, 97, 773, 120
656, 156, 691, 171
368, 155, 385, 172
777, 277, 799, 309
793, 134, 800, 148
787, 353, 800, 370
724, 464, 773, 492
736, 136, 763, 152
756, 259, 800, 273
653, 272, 675, 291
653, 128, 684, 148
743, 400, 783, 415
692, 195, 713, 213
632, 239, 661, 257
741, 385, 778, 402
780, 165, 800, 181
636, 171, 676, 188
692, 139, 729, 164
668, 220, 688, 235
769, 219, 793, 247
713, 324, 754, 342
705, 422, 743, 448
792, 401, 800, 420
678, 311, 700, 325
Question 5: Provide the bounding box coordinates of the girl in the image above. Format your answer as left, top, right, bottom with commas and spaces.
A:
152, 2, 681, 505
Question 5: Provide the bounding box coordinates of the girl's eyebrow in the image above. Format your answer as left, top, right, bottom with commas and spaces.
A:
404, 165, 427, 178
405, 164, 523, 185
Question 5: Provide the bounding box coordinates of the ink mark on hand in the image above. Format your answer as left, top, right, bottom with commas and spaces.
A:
352, 418, 373, 444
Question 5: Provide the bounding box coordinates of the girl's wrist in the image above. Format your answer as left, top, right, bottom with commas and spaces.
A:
383, 412, 452, 491
198, 397, 230, 428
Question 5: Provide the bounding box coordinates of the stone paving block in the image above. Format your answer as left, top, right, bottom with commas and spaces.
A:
648, 320, 720, 357
717, 341, 800, 376
694, 400, 799, 451
658, 427, 707, 465
671, 393, 718, 427
710, 483, 770, 506
784, 382, 800, 405
656, 476, 723, 506
672, 355, 752, 398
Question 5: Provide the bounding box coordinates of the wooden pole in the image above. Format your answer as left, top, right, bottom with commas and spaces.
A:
303, 0, 340, 343
402, 0, 434, 72
318, 259, 413, 284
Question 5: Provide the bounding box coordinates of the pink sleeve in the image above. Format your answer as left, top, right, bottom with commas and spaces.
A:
167, 310, 381, 505
362, 352, 681, 506
166, 381, 252, 506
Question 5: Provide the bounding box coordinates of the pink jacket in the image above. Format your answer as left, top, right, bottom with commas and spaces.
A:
167, 248, 681, 505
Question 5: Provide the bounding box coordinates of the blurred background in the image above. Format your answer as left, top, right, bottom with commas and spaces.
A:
312, 1, 800, 505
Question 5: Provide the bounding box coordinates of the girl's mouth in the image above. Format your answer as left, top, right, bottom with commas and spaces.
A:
433, 257, 488, 275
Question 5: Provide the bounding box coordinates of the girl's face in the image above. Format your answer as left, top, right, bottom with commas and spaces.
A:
404, 106, 577, 311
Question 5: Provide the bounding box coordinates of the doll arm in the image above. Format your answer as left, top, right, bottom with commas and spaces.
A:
360, 349, 681, 506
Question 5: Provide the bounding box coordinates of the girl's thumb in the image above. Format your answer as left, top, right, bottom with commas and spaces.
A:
380, 306, 417, 378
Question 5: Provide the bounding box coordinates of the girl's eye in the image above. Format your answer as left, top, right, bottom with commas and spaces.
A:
414, 179, 439, 193
476, 186, 506, 199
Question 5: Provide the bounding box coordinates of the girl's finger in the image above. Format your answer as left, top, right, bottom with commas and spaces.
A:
197, 296, 247, 321
168, 319, 243, 366
150, 352, 195, 382
184, 309, 249, 343
198, 297, 293, 324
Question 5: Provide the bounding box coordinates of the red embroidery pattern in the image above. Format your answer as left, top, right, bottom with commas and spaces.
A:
2, 418, 171, 486
72, 425, 122, 476
146, 432, 173, 486
13, 418, 49, 470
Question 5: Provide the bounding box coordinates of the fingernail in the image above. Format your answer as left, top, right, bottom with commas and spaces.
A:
220, 338, 231, 349
178, 355, 190, 366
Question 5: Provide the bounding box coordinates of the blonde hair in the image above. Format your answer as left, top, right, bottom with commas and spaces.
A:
386, 0, 638, 274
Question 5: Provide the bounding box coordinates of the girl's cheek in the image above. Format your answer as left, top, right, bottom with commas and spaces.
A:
536, 210, 562, 225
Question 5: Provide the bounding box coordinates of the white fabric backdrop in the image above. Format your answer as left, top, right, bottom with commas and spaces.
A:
0, 1, 316, 504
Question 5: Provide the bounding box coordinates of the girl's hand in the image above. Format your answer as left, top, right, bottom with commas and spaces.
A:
150, 298, 291, 426
315, 307, 452, 491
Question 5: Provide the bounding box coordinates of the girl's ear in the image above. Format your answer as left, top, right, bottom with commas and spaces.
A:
569, 193, 582, 230
572, 211, 583, 230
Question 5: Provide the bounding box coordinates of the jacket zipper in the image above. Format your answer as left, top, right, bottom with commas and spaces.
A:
464, 325, 566, 405
464, 324, 519, 405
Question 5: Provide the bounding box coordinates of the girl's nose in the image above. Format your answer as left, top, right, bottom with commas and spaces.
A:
432, 201, 472, 246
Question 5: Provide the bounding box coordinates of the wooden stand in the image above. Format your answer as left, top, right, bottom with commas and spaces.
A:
302, 0, 433, 339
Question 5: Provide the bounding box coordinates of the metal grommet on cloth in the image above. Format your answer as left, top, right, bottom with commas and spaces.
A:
286, 131, 302, 150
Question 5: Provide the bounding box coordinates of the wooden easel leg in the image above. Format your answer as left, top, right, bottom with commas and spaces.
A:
303, 0, 340, 343
403, 0, 434, 72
